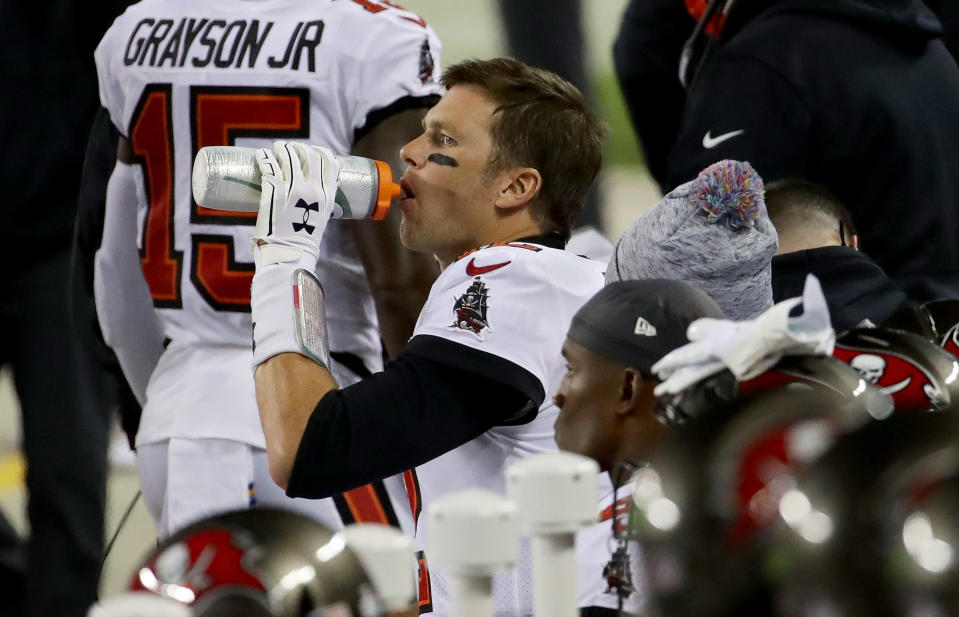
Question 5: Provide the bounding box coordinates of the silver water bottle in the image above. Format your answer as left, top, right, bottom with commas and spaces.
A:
191, 146, 400, 220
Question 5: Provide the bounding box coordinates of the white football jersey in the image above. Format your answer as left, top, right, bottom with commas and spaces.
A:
410, 241, 605, 616
94, 0, 442, 446
575, 477, 646, 614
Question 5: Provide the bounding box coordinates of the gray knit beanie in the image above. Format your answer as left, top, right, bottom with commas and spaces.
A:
606, 160, 778, 320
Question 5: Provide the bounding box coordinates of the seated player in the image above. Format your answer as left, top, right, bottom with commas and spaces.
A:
554, 275, 893, 616
554, 279, 726, 615
249, 58, 608, 616
766, 178, 911, 331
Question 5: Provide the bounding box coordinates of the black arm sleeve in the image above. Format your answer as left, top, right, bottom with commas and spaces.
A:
286, 341, 537, 499
69, 106, 143, 444
70, 106, 120, 364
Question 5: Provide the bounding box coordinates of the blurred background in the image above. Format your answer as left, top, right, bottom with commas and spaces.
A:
0, 0, 661, 600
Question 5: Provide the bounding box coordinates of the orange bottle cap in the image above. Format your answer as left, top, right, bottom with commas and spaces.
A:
372, 160, 400, 221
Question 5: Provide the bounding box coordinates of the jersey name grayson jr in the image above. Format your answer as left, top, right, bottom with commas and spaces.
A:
123, 18, 324, 71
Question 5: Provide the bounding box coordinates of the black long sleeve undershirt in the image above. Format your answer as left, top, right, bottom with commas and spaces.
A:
286, 336, 541, 499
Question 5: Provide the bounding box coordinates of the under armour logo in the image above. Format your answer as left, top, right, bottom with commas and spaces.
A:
292, 199, 320, 234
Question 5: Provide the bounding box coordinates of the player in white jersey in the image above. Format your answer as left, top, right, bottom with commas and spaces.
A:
248, 58, 608, 616
574, 475, 644, 616
92, 0, 441, 539
405, 241, 605, 615
553, 280, 727, 616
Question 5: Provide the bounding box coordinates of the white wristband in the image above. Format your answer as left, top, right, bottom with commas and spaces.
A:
251, 261, 330, 370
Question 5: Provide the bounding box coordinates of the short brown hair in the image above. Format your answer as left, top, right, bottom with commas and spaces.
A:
765, 178, 858, 243
442, 58, 607, 240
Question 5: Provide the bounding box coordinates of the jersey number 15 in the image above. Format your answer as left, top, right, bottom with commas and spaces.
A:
129, 84, 310, 312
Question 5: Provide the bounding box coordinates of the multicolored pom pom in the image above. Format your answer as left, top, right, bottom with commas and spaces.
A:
690, 159, 765, 231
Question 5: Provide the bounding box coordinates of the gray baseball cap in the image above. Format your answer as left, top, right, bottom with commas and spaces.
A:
567, 280, 726, 373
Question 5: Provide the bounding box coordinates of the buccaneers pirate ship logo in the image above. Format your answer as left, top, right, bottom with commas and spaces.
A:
418, 38, 435, 84
450, 277, 492, 338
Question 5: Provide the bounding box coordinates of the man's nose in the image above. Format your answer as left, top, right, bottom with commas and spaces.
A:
399, 133, 426, 169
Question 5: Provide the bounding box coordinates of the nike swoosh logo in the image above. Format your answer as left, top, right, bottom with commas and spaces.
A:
702, 129, 745, 149
466, 258, 511, 276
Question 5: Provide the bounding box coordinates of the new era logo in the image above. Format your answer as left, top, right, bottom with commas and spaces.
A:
634, 317, 657, 337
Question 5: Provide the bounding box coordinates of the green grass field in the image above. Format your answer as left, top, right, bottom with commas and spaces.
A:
595, 70, 644, 168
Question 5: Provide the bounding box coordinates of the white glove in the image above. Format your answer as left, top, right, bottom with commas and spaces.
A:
252, 141, 340, 269
249, 141, 339, 370
652, 275, 836, 396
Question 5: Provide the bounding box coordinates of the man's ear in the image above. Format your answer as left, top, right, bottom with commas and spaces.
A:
617, 368, 644, 416
493, 167, 542, 211
850, 233, 860, 251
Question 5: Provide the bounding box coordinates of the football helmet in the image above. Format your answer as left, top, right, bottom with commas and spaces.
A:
96, 508, 380, 617
879, 302, 937, 340
765, 410, 959, 617
922, 299, 959, 361
833, 327, 959, 412
655, 354, 893, 427
631, 387, 874, 617
879, 439, 959, 616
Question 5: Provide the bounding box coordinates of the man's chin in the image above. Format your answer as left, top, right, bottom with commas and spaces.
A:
555, 432, 595, 464
398, 220, 416, 249
400, 221, 444, 256
398, 224, 425, 254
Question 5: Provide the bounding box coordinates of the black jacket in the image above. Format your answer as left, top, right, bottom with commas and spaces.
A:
613, 0, 695, 191
925, 0, 959, 60
663, 0, 959, 301
616, 0, 959, 196
772, 246, 911, 333
0, 3, 131, 252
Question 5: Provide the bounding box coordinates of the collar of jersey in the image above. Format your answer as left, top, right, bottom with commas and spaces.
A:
515, 232, 566, 250
453, 232, 566, 263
